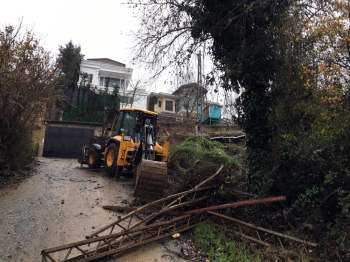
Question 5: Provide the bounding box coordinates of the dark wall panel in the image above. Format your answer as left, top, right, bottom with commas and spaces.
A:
43, 126, 94, 158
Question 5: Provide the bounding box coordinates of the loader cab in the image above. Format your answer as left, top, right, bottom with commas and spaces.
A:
115, 110, 135, 136
114, 109, 158, 143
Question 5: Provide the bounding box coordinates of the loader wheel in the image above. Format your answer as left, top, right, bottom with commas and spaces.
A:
87, 147, 102, 169
104, 143, 123, 178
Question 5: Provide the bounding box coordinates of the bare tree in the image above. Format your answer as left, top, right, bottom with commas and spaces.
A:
119, 77, 148, 108
127, 0, 229, 122
0, 22, 60, 171
0, 23, 59, 128
128, 0, 211, 82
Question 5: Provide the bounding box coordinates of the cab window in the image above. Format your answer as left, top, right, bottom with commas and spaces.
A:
117, 111, 135, 135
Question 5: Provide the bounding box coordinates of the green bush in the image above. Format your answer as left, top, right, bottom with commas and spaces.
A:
0, 121, 34, 177
170, 136, 240, 170
247, 96, 350, 258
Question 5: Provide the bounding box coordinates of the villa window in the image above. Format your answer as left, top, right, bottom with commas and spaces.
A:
121, 95, 130, 104
158, 100, 162, 107
165, 100, 173, 111
99, 77, 122, 88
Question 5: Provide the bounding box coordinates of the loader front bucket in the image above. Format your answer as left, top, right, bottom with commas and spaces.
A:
133, 159, 167, 201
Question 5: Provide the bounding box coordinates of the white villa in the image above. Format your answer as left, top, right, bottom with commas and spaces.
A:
79, 58, 148, 108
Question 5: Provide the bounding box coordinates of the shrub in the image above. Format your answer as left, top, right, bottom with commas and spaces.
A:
170, 136, 240, 170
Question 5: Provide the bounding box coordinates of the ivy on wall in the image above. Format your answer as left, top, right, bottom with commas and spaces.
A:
148, 96, 158, 111
62, 87, 120, 123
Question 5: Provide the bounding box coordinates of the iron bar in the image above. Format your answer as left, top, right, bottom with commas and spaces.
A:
205, 211, 318, 247
184, 196, 286, 215
87, 186, 213, 238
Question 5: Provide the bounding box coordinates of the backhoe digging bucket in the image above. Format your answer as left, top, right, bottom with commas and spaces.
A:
133, 159, 167, 201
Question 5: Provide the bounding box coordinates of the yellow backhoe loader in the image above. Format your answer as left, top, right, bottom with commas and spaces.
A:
79, 108, 169, 200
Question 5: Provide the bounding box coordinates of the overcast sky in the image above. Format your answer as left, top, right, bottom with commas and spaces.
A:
0, 0, 170, 92
1, 0, 233, 106
1, 1, 137, 59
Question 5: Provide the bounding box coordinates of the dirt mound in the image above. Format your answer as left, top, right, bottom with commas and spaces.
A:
165, 134, 191, 151
166, 160, 228, 195
164, 136, 244, 202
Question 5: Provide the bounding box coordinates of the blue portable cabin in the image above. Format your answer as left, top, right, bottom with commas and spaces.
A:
202, 104, 222, 125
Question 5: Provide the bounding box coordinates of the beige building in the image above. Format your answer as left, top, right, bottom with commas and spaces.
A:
147, 92, 178, 114
147, 83, 207, 117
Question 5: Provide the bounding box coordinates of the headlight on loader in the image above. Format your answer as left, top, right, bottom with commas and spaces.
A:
123, 135, 131, 141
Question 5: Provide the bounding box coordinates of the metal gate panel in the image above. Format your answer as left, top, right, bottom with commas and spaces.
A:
43, 126, 94, 158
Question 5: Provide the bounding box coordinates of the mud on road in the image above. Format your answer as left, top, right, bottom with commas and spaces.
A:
0, 158, 188, 262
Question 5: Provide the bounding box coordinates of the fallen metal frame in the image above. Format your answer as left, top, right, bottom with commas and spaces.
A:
42, 164, 317, 261
85, 164, 224, 242
41, 184, 216, 262
42, 213, 204, 262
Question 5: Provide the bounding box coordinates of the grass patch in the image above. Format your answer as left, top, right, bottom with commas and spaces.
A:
193, 222, 314, 262
194, 222, 261, 262
0, 168, 32, 189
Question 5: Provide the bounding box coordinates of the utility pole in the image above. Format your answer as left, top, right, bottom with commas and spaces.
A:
196, 51, 202, 135
196, 52, 199, 135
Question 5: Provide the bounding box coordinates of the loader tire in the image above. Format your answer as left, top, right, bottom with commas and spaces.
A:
104, 143, 122, 178
87, 147, 102, 169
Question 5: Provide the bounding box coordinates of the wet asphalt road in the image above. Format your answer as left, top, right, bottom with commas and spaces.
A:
0, 158, 184, 262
